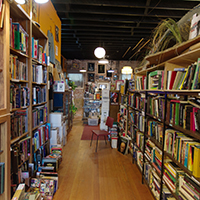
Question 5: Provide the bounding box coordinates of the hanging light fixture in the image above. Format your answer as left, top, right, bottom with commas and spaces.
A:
121, 66, 133, 74
79, 67, 86, 72
98, 58, 109, 64
15, 0, 26, 4
34, 0, 49, 3
107, 68, 114, 73
94, 47, 106, 59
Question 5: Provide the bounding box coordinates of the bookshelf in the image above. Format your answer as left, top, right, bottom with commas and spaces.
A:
0, 0, 11, 199
129, 37, 200, 200
8, 1, 49, 198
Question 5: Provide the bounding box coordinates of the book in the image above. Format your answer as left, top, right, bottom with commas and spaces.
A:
193, 145, 200, 178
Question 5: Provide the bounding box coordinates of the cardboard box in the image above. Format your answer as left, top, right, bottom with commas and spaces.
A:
49, 112, 63, 127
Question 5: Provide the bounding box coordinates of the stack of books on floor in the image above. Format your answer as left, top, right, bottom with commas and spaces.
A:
11, 147, 62, 200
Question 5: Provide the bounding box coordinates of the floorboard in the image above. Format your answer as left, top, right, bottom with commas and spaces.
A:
53, 115, 154, 200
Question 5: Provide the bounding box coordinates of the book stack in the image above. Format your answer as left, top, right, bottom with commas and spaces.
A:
147, 96, 165, 119
10, 20, 29, 54
162, 185, 175, 200
148, 70, 164, 90
33, 124, 50, 152
10, 54, 27, 80
163, 162, 184, 194
128, 93, 134, 107
167, 99, 200, 132
129, 112, 135, 124
144, 162, 152, 183
152, 147, 162, 174
136, 75, 146, 90
135, 111, 145, 132
136, 131, 144, 150
145, 139, 155, 162
167, 68, 187, 90
179, 174, 200, 199
11, 109, 28, 140
10, 83, 30, 109
149, 170, 161, 199
32, 106, 48, 128
164, 129, 200, 176
135, 94, 145, 110
147, 120, 163, 145
166, 58, 200, 90
32, 86, 46, 105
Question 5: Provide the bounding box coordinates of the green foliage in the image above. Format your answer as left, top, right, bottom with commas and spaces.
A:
68, 80, 77, 91
70, 104, 77, 116
151, 18, 182, 53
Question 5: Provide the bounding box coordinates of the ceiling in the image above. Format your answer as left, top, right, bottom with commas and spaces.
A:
51, 0, 199, 61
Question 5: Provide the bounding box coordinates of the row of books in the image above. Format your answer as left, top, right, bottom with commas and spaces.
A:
32, 64, 47, 84
10, 84, 30, 109
11, 109, 28, 140
10, 54, 27, 80
167, 60, 200, 90
133, 144, 143, 172
32, 37, 48, 65
145, 139, 162, 174
144, 163, 161, 200
11, 137, 31, 172
147, 96, 165, 119
32, 106, 48, 128
33, 124, 50, 152
164, 129, 200, 178
128, 93, 145, 110
33, 86, 47, 105
136, 75, 146, 90
136, 131, 144, 151
148, 70, 164, 90
129, 111, 145, 132
147, 120, 163, 145
10, 19, 29, 55
167, 99, 200, 132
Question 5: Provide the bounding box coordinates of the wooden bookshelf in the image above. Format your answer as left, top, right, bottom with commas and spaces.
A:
10, 131, 29, 145
164, 151, 200, 183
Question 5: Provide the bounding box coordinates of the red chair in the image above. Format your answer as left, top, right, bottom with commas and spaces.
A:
90, 116, 114, 152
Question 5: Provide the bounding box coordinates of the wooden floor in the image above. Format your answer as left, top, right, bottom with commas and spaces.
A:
53, 115, 154, 200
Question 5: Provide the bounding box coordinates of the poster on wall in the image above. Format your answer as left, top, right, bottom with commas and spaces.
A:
88, 73, 95, 82
87, 63, 95, 72
55, 25, 59, 42
98, 64, 105, 73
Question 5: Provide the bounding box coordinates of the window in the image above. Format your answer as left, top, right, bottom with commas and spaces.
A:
121, 74, 131, 81
67, 73, 84, 88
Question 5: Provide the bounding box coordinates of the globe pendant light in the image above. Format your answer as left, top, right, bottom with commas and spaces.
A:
35, 0, 49, 3
94, 47, 106, 59
15, 0, 26, 4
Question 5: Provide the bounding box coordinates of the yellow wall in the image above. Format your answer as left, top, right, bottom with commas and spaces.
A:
21, 1, 61, 63
39, 1, 61, 62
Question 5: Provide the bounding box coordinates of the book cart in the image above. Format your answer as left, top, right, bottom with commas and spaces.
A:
129, 35, 200, 200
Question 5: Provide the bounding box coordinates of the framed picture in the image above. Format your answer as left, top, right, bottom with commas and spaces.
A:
110, 91, 119, 105
98, 64, 105, 73
88, 63, 95, 72
55, 25, 59, 42
88, 73, 95, 82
